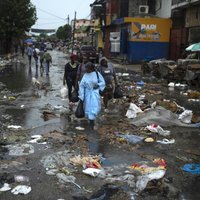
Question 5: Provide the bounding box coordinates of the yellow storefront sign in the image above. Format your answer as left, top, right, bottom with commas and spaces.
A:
124, 17, 172, 42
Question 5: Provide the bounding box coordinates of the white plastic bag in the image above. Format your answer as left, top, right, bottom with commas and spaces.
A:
168, 82, 175, 87
82, 168, 102, 177
146, 124, 170, 136
126, 103, 142, 119
157, 138, 175, 144
11, 185, 31, 195
178, 110, 193, 124
60, 86, 67, 99
136, 170, 166, 192
0, 183, 11, 192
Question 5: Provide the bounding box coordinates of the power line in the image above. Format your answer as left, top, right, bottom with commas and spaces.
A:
35, 21, 65, 26
36, 7, 66, 21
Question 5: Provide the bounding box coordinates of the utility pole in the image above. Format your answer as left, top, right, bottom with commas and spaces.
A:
72, 11, 76, 54
67, 15, 69, 25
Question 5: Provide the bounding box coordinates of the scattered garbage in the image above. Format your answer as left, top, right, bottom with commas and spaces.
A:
168, 82, 175, 87
129, 162, 166, 173
75, 126, 85, 131
8, 96, 16, 101
136, 169, 166, 192
126, 103, 143, 119
168, 82, 187, 89
122, 73, 129, 76
136, 81, 145, 87
131, 106, 194, 127
46, 169, 59, 176
14, 175, 30, 183
144, 137, 154, 143
82, 168, 102, 177
146, 124, 170, 136
41, 150, 73, 170
195, 122, 200, 127
70, 155, 101, 168
44, 131, 72, 143
28, 135, 47, 144
6, 144, 35, 156
151, 101, 157, 109
181, 164, 200, 174
153, 158, 167, 168
188, 99, 200, 102
117, 134, 144, 144
156, 99, 185, 113
130, 158, 167, 192
0, 183, 11, 192
56, 173, 82, 189
187, 90, 200, 99
157, 138, 175, 144
7, 125, 22, 129
11, 185, 31, 195
60, 86, 67, 99
178, 110, 193, 124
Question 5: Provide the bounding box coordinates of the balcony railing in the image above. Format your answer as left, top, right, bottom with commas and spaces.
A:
172, 0, 200, 9
172, 0, 188, 5
172, 0, 200, 5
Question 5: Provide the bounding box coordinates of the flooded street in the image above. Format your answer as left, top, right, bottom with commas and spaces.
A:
0, 50, 200, 200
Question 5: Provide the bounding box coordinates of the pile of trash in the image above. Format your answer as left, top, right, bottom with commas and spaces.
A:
0, 54, 24, 68
39, 149, 171, 196
0, 174, 31, 195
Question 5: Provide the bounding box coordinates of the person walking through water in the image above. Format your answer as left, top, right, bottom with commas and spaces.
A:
75, 56, 88, 90
63, 54, 78, 103
98, 57, 118, 112
42, 49, 52, 76
79, 62, 105, 129
33, 46, 40, 70
26, 44, 33, 66
20, 43, 25, 57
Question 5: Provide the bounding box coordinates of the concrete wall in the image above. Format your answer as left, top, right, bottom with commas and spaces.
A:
156, 0, 172, 18
128, 0, 139, 17
185, 5, 200, 27
128, 0, 150, 17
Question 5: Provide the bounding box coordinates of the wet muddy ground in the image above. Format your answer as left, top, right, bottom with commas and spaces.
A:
0, 51, 200, 200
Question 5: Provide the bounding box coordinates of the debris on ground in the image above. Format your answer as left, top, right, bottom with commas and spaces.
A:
181, 164, 200, 174
11, 185, 31, 195
146, 124, 170, 136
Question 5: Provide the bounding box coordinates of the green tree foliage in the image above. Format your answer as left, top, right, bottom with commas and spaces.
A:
56, 24, 71, 41
0, 0, 37, 53
39, 33, 48, 39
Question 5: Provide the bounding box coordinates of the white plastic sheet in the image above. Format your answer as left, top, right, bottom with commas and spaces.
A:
157, 138, 175, 144
178, 110, 193, 124
0, 183, 11, 192
131, 106, 195, 127
136, 170, 166, 192
126, 103, 142, 119
11, 185, 31, 195
82, 168, 102, 177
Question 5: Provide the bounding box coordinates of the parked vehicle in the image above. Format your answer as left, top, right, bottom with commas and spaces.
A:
77, 45, 99, 63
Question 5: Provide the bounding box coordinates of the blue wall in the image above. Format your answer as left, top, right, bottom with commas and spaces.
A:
127, 41, 170, 63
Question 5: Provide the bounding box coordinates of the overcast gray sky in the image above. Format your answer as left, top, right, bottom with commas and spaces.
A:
31, 0, 94, 30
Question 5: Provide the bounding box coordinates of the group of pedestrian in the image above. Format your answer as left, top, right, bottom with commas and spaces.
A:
26, 44, 52, 76
63, 54, 118, 129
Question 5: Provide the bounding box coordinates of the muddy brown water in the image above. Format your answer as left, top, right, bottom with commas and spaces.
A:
0, 51, 200, 200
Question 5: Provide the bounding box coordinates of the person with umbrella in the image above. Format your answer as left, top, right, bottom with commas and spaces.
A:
26, 44, 33, 66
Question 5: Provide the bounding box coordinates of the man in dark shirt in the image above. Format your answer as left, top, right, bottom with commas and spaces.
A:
63, 54, 78, 102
